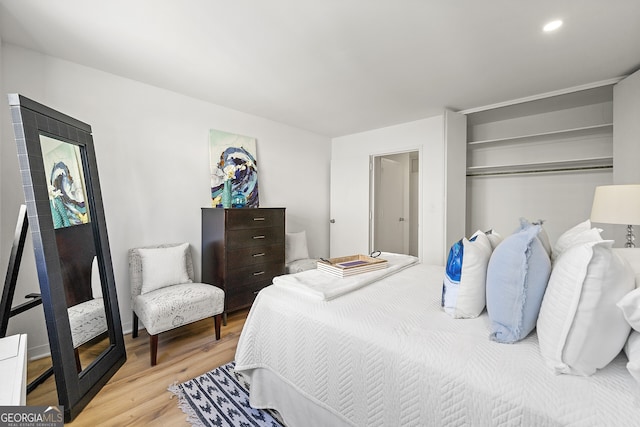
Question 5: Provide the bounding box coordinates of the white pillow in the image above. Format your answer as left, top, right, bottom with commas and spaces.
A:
537, 240, 634, 376
442, 230, 493, 318
484, 229, 502, 250
138, 243, 192, 294
624, 330, 640, 386
614, 248, 640, 288
618, 287, 640, 331
285, 231, 310, 264
91, 256, 103, 298
531, 220, 552, 257
552, 220, 602, 262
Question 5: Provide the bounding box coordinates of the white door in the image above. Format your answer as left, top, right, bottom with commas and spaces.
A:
329, 156, 363, 256
374, 157, 405, 253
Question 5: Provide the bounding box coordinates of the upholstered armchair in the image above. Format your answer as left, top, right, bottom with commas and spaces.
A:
67, 257, 108, 371
129, 243, 225, 366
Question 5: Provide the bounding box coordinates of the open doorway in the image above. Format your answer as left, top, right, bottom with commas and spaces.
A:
370, 151, 419, 256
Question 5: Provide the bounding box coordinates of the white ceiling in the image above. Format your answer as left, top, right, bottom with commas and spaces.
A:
1, 0, 639, 137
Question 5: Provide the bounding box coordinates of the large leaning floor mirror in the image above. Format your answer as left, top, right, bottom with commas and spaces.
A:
7, 94, 126, 421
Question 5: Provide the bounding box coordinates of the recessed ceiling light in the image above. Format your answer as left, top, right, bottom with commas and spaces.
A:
543, 20, 563, 32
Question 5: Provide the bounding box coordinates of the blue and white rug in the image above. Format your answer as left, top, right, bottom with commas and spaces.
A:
169, 361, 285, 427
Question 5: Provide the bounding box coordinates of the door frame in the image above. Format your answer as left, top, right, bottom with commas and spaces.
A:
369, 148, 422, 257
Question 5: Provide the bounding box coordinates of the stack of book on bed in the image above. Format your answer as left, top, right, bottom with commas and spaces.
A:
317, 255, 388, 277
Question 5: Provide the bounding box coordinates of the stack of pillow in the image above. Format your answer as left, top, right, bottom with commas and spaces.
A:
616, 258, 640, 383
442, 218, 639, 379
538, 220, 633, 376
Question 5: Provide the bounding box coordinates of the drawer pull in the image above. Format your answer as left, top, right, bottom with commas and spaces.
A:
253, 235, 266, 239
253, 217, 266, 221
253, 271, 265, 276
252, 253, 266, 257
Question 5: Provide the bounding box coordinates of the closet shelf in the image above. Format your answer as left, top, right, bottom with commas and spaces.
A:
466, 156, 613, 177
467, 123, 613, 147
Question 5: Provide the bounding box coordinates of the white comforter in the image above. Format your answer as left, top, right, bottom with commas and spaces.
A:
235, 263, 640, 426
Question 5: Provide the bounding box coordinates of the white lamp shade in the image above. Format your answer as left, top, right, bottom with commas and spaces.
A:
591, 185, 640, 225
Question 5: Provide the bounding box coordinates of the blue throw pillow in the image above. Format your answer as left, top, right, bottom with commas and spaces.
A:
442, 230, 493, 318
486, 223, 551, 343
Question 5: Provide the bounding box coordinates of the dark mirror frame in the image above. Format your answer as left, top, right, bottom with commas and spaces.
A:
7, 94, 126, 421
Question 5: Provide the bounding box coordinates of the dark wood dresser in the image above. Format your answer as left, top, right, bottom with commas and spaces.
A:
202, 207, 285, 316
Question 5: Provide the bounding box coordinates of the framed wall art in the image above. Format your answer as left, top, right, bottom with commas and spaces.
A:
209, 129, 259, 208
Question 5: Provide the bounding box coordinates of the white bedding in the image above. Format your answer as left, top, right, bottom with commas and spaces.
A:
235, 263, 640, 426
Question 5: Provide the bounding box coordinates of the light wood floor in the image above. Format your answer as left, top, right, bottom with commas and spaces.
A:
26, 309, 249, 426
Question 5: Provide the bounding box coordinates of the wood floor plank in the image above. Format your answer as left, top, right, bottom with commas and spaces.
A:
26, 309, 249, 426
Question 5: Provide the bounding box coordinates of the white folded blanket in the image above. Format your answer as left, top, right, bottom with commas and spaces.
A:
273, 252, 419, 300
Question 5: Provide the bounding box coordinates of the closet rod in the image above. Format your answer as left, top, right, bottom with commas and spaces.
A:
466, 165, 613, 178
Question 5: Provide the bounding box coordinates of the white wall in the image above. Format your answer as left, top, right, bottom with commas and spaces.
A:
444, 110, 467, 249
467, 170, 613, 243
330, 115, 448, 265
0, 43, 331, 358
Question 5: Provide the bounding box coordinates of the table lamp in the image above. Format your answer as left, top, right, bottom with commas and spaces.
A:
590, 184, 640, 248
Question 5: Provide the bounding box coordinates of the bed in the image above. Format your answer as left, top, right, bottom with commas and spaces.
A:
234, 252, 640, 426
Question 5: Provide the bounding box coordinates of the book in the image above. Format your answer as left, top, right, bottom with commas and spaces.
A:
317, 254, 387, 277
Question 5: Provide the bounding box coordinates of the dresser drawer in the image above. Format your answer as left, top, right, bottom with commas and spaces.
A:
226, 227, 284, 250
226, 244, 284, 270
226, 209, 284, 230
225, 262, 284, 288
225, 283, 270, 311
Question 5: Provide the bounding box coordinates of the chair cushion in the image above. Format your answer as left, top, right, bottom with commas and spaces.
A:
138, 243, 192, 294
68, 298, 108, 348
133, 283, 225, 335
286, 258, 318, 274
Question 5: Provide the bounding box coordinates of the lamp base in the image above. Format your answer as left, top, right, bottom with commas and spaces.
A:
626, 224, 636, 248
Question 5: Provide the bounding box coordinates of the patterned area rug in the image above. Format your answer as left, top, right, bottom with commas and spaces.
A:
169, 361, 285, 427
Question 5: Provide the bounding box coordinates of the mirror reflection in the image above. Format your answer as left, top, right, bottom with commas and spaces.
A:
39, 134, 110, 373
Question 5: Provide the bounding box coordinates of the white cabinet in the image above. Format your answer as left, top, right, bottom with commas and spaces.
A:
0, 334, 27, 405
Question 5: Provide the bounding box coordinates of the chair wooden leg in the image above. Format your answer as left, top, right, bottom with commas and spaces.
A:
132, 312, 139, 338
150, 334, 158, 366
214, 314, 222, 340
